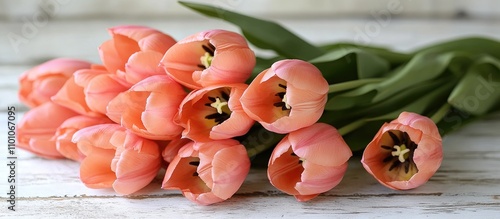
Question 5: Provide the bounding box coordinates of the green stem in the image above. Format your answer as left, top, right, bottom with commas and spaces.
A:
328, 78, 384, 93
337, 119, 366, 136
430, 103, 451, 124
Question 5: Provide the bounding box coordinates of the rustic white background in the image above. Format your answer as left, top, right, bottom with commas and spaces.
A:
1, 0, 500, 218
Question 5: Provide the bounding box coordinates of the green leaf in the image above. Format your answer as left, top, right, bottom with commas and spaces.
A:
413, 37, 500, 59
179, 1, 324, 60
310, 47, 390, 83
325, 51, 473, 110
372, 52, 468, 102
447, 55, 500, 115
330, 77, 450, 124
320, 42, 412, 66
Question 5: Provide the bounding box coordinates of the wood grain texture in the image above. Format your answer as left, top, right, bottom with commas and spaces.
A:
1, 112, 500, 217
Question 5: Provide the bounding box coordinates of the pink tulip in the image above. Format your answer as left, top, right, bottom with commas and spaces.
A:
175, 83, 254, 142
17, 102, 79, 159
73, 68, 129, 115
107, 75, 187, 140
19, 58, 91, 108
54, 115, 113, 161
99, 25, 176, 85
73, 124, 162, 195
268, 123, 352, 201
160, 29, 255, 89
240, 59, 328, 134
361, 112, 443, 190
162, 139, 250, 205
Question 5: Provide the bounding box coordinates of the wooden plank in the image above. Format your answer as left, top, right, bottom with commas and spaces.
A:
1, 112, 500, 217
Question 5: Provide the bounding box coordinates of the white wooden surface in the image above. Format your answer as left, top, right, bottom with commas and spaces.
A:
2, 1, 500, 218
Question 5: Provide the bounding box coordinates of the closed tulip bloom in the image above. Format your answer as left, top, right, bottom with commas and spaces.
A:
268, 123, 352, 202
51, 65, 110, 117
175, 83, 254, 142
107, 75, 187, 140
54, 115, 113, 161
241, 59, 328, 134
361, 112, 443, 190
100, 25, 177, 85
73, 68, 129, 115
160, 29, 255, 89
17, 102, 79, 159
73, 124, 162, 195
162, 139, 250, 205
19, 58, 91, 108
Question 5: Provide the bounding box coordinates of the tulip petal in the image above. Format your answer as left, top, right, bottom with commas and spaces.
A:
113, 139, 161, 195
73, 124, 123, 154
290, 123, 352, 167
268, 146, 304, 195
80, 147, 116, 189
123, 51, 165, 84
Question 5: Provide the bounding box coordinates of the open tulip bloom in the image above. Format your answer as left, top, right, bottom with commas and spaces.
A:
175, 83, 254, 142
160, 29, 255, 89
361, 112, 443, 190
241, 59, 329, 134
14, 1, 500, 206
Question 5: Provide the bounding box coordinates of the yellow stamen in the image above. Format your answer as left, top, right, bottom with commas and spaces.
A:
391, 145, 410, 163
210, 97, 228, 114
200, 52, 213, 69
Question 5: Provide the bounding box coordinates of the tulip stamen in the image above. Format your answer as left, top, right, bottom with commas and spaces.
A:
199, 43, 215, 69
210, 98, 228, 114
274, 84, 291, 111
205, 90, 231, 124
391, 145, 410, 163
381, 131, 418, 174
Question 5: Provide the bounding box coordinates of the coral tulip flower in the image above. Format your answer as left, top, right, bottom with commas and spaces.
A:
73, 124, 162, 195
51, 64, 110, 117
241, 59, 329, 134
162, 139, 250, 205
17, 102, 79, 159
73, 68, 129, 115
107, 75, 187, 140
361, 112, 443, 190
54, 115, 113, 161
99, 25, 177, 85
19, 58, 91, 108
175, 83, 254, 142
160, 29, 255, 89
267, 123, 352, 201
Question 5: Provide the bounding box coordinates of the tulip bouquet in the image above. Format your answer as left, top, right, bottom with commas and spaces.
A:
16, 2, 500, 205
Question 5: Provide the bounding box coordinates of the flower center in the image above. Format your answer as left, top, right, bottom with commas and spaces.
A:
274, 83, 292, 111
380, 131, 418, 174
210, 97, 228, 114
391, 144, 410, 163
205, 89, 231, 124
198, 43, 215, 69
